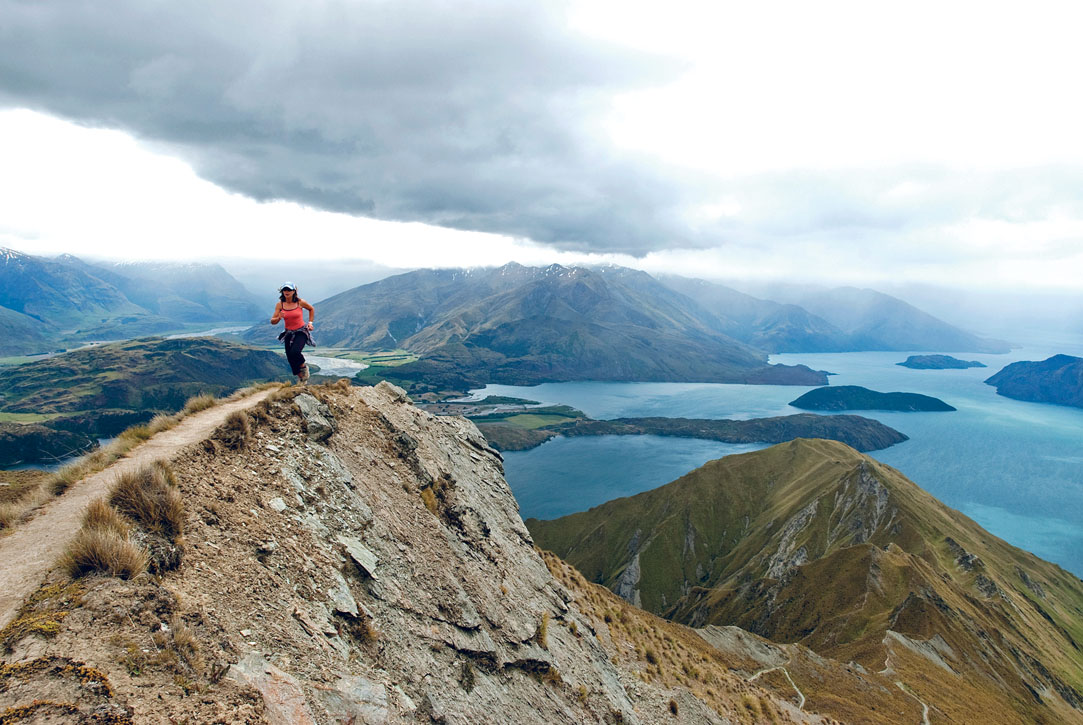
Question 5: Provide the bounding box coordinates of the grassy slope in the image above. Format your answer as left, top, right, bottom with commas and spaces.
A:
0, 337, 286, 415
530, 438, 1083, 723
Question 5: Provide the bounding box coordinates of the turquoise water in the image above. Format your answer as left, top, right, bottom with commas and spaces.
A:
476, 340, 1083, 576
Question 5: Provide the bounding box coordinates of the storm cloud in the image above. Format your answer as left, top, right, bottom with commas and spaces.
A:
2, 0, 1082, 281
0, 0, 709, 253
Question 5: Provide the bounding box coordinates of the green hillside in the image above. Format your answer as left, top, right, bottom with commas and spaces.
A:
530, 439, 1083, 723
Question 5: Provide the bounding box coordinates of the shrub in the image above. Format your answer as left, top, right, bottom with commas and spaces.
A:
61, 528, 148, 579
668, 699, 678, 716
109, 462, 184, 539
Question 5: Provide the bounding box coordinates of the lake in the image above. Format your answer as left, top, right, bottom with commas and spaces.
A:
472, 340, 1083, 576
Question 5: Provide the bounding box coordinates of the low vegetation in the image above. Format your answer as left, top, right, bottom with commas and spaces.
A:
61, 461, 187, 580
61, 526, 148, 580
0, 385, 281, 536
0, 582, 85, 653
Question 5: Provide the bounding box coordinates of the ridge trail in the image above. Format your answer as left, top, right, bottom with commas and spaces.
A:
0, 388, 277, 631
749, 662, 806, 710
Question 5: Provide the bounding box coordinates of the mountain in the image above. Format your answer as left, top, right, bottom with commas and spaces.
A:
789, 385, 956, 411
797, 286, 1011, 353
0, 247, 143, 332
88, 259, 262, 323
0, 304, 58, 356
985, 354, 1083, 408
659, 276, 854, 353
529, 439, 1083, 723
0, 248, 264, 354
251, 263, 827, 389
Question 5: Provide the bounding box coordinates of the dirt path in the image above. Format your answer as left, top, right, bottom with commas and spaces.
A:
0, 389, 276, 632
748, 663, 806, 710
895, 681, 931, 725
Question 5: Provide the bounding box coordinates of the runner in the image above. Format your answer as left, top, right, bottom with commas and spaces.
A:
270, 282, 315, 385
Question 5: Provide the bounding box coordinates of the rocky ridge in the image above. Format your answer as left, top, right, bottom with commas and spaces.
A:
1, 382, 856, 723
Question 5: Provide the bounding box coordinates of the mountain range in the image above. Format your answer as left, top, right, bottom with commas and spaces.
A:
257, 263, 829, 388
529, 438, 1083, 723
663, 275, 1011, 353
241, 262, 1009, 390
0, 248, 262, 354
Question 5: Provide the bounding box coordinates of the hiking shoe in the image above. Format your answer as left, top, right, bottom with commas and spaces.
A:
299, 365, 310, 384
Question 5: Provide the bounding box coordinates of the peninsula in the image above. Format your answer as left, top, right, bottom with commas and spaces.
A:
985, 354, 1083, 408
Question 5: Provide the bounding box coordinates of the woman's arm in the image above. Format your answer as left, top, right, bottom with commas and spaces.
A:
301, 300, 315, 329
270, 301, 283, 324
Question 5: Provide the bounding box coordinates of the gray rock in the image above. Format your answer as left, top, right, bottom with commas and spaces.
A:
338, 535, 378, 579
314, 675, 390, 724
329, 572, 360, 617
295, 393, 336, 442
375, 380, 409, 403
268, 497, 287, 513
227, 653, 316, 725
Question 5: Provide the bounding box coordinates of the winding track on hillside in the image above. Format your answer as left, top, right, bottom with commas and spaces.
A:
0, 388, 276, 632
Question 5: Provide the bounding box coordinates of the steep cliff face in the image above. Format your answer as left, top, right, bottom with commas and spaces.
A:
1, 382, 835, 723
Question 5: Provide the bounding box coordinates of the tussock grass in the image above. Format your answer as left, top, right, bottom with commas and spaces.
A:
61, 528, 148, 579
118, 424, 153, 443
0, 501, 20, 530
0, 387, 260, 535
109, 462, 184, 539
81, 498, 130, 538
214, 410, 251, 450
182, 393, 217, 414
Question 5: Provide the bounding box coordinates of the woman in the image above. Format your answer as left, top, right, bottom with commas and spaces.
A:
270, 282, 315, 384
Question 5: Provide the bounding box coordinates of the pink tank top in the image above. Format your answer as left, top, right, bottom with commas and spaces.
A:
282, 305, 304, 330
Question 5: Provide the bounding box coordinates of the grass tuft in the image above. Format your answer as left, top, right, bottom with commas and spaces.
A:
182, 393, 218, 414
81, 499, 130, 538
108, 462, 184, 539
0, 502, 20, 530
61, 528, 148, 579
214, 410, 251, 450
118, 425, 153, 443
538, 611, 550, 649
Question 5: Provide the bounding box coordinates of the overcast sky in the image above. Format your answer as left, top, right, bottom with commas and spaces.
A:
2, 0, 1082, 291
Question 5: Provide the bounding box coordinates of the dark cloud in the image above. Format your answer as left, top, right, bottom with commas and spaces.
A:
0, 0, 705, 254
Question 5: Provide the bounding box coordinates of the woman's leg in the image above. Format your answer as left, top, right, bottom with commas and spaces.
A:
284, 334, 306, 376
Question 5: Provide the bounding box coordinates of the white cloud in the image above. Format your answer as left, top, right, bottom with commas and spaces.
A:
1, 1, 1082, 293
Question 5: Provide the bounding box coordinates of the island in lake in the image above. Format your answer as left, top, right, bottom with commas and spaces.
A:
431, 398, 910, 453
789, 385, 956, 411
985, 354, 1083, 409
898, 354, 986, 369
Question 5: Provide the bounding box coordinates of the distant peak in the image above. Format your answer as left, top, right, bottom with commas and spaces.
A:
0, 247, 31, 263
